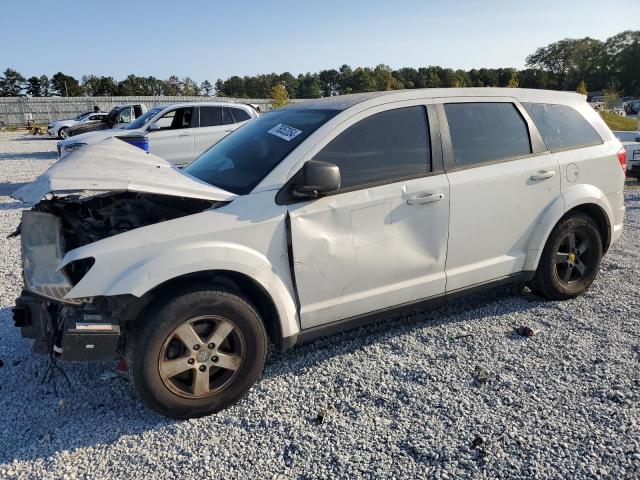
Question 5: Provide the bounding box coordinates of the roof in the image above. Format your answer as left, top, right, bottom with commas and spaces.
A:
154, 101, 255, 109
284, 88, 586, 112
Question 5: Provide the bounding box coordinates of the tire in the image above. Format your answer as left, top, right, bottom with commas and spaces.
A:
58, 127, 69, 139
128, 286, 268, 419
528, 212, 603, 300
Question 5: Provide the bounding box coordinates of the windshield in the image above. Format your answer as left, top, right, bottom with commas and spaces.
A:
185, 108, 339, 195
74, 112, 92, 121
125, 107, 163, 130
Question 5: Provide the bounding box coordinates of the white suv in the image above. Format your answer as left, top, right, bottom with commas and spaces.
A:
12, 88, 626, 418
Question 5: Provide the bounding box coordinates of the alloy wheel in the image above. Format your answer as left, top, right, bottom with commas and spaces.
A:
158, 315, 245, 399
555, 230, 593, 285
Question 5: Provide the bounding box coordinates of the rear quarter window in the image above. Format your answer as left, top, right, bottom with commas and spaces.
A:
522, 103, 602, 152
230, 108, 251, 122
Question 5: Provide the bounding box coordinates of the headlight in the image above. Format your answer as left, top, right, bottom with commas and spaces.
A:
20, 211, 81, 304
64, 142, 87, 153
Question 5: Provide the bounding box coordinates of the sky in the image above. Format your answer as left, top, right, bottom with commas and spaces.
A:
1, 0, 638, 83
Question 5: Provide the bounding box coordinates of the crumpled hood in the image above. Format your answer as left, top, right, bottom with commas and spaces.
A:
12, 137, 236, 203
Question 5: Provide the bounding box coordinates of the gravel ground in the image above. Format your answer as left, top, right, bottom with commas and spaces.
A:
0, 131, 638, 479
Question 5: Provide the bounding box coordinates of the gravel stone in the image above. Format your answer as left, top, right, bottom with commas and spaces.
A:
0, 131, 638, 479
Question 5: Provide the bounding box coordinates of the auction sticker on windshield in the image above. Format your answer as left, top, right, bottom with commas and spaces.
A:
268, 124, 302, 141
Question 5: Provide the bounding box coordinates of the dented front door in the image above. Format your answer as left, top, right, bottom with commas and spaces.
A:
288, 175, 449, 329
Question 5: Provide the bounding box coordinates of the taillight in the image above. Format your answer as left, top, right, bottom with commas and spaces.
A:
617, 147, 627, 173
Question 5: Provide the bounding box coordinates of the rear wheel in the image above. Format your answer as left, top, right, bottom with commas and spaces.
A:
129, 287, 268, 418
58, 127, 69, 139
528, 213, 603, 300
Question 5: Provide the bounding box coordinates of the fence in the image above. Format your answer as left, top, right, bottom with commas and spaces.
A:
0, 96, 304, 125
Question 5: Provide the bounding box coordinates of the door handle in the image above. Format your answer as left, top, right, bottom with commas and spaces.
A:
406, 192, 445, 205
530, 170, 556, 180
179, 132, 192, 137
224, 129, 235, 133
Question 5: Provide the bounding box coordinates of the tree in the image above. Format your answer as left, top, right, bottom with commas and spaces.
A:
181, 77, 200, 96
577, 80, 588, 95
39, 75, 50, 96
277, 72, 298, 98
507, 70, 519, 88
296, 73, 321, 98
0, 68, 25, 96
200, 80, 214, 96
604, 30, 640, 96
82, 75, 117, 96
162, 75, 182, 96
25, 76, 42, 96
270, 84, 289, 108
221, 76, 245, 97
214, 79, 224, 95
319, 69, 340, 96
350, 67, 375, 93
51, 72, 83, 96
373, 64, 394, 91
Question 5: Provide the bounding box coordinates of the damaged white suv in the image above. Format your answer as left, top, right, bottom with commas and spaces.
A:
11, 89, 626, 418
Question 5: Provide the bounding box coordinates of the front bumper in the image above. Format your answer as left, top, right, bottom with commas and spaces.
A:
13, 291, 121, 361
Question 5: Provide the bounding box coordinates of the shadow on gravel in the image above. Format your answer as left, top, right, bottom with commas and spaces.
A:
267, 285, 540, 373
0, 201, 28, 210
0, 151, 55, 161
0, 285, 542, 465
0, 182, 27, 196
11, 136, 56, 142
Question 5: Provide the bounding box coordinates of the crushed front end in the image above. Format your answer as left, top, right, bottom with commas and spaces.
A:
12, 192, 218, 362
14, 209, 121, 361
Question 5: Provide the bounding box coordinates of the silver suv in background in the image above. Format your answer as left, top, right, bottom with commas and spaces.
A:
57, 102, 258, 165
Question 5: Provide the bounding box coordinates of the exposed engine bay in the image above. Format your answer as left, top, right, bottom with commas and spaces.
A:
30, 192, 219, 250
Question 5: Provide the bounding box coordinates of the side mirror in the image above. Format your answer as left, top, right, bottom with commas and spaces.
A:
295, 160, 341, 197
148, 123, 160, 131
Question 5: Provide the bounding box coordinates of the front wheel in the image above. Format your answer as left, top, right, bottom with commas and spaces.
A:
129, 287, 268, 418
528, 213, 603, 300
58, 127, 69, 139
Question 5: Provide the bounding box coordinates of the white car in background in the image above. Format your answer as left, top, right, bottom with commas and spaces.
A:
47, 111, 107, 139
57, 102, 258, 165
613, 130, 640, 179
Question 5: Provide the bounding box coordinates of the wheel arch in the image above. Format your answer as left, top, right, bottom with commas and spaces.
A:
524, 185, 614, 271
122, 270, 289, 349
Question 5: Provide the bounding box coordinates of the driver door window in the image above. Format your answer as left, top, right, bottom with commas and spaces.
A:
154, 108, 194, 130
117, 107, 133, 124
314, 106, 431, 190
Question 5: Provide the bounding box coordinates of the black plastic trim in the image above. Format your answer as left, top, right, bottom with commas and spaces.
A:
282, 271, 535, 348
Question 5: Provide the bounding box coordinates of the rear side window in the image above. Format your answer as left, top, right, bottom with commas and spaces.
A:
199, 106, 234, 127
444, 103, 531, 167
523, 103, 602, 152
314, 106, 430, 189
230, 108, 251, 122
